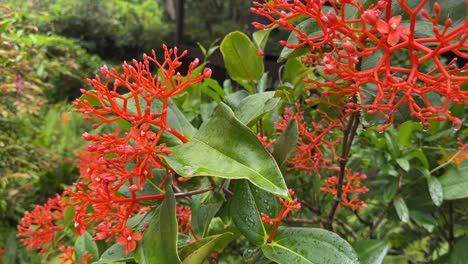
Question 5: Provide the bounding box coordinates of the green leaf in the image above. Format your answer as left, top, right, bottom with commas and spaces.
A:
398, 121, 420, 146
75, 231, 99, 263
439, 160, 468, 200
230, 180, 281, 246
163, 103, 289, 197
220, 31, 264, 82
137, 184, 181, 264
92, 243, 134, 264
352, 240, 390, 264
179, 233, 235, 264
393, 195, 409, 223
396, 158, 410, 172
262, 227, 360, 264
450, 236, 468, 264
191, 193, 223, 238
272, 118, 298, 167
427, 176, 443, 206
253, 28, 273, 51
234, 91, 280, 127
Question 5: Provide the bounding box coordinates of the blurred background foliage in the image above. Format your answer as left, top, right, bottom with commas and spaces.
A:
0, 0, 256, 262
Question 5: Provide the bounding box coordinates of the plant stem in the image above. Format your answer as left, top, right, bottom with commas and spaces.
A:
326, 107, 360, 230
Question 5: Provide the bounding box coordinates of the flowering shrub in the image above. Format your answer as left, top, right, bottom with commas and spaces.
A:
15, 0, 468, 263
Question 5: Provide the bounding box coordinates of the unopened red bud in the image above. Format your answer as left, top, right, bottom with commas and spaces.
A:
342, 41, 357, 54
128, 185, 138, 192
278, 18, 288, 27
203, 68, 212, 78
327, 11, 338, 23
100, 65, 109, 75
445, 18, 452, 27
433, 2, 441, 15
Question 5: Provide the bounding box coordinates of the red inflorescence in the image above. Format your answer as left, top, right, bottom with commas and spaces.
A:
275, 104, 342, 176
176, 203, 197, 240
58, 246, 93, 264
321, 168, 369, 210
16, 194, 64, 255
252, 0, 468, 130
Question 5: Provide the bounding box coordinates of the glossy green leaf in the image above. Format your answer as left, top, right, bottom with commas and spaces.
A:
272, 118, 298, 167
393, 195, 409, 223
220, 31, 264, 82
450, 236, 468, 264
352, 240, 390, 264
137, 185, 181, 264
234, 91, 280, 127
75, 231, 99, 263
179, 233, 235, 264
163, 103, 289, 197
439, 160, 468, 200
262, 227, 360, 264
92, 243, 134, 264
230, 180, 281, 246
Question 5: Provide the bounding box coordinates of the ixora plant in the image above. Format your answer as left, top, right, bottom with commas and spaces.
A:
16, 0, 467, 263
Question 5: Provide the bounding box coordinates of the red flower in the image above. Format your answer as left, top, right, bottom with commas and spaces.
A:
116, 228, 142, 255
58, 246, 93, 264
376, 15, 410, 46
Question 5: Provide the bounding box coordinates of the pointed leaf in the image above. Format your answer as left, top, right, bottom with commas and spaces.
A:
191, 193, 223, 238
262, 227, 360, 264
75, 231, 99, 263
163, 103, 289, 197
234, 91, 280, 126
137, 185, 181, 264
220, 31, 264, 82
427, 176, 443, 206
352, 240, 390, 264
272, 118, 298, 167
393, 195, 409, 223
179, 233, 235, 264
230, 180, 281, 246
253, 28, 273, 50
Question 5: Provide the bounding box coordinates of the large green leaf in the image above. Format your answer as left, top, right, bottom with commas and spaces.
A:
230, 180, 281, 246
439, 160, 468, 200
75, 231, 99, 263
137, 184, 181, 264
262, 227, 360, 264
191, 193, 223, 238
450, 236, 468, 264
272, 118, 298, 167
234, 91, 280, 127
220, 31, 264, 83
179, 233, 235, 264
352, 240, 390, 264
163, 103, 289, 197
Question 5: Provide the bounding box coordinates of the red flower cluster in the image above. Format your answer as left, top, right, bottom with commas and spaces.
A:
176, 203, 197, 239
261, 189, 301, 243
275, 105, 341, 175
321, 168, 369, 210
58, 246, 93, 264
16, 194, 64, 255
252, 0, 468, 130
64, 46, 211, 252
